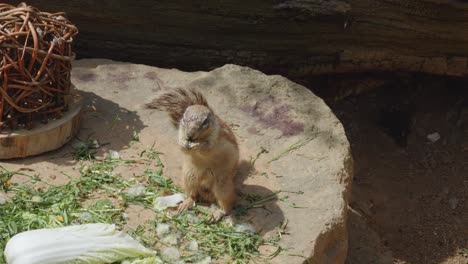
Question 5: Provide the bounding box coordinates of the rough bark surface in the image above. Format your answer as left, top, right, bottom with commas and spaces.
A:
12, 1, 468, 77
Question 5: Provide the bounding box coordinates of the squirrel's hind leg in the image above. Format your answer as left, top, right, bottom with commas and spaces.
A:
209, 181, 236, 222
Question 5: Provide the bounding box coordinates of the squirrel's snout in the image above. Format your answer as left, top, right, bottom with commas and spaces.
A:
181, 139, 201, 151
181, 139, 195, 150
182, 140, 191, 150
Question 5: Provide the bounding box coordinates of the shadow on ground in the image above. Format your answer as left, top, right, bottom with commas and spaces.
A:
234, 159, 285, 235
321, 74, 468, 264
2, 90, 145, 170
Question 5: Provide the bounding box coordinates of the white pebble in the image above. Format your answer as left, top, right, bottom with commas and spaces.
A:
195, 256, 212, 264
224, 216, 235, 227
449, 197, 458, 210
122, 212, 129, 220
90, 139, 100, 148
125, 185, 146, 197
156, 223, 171, 238
427, 132, 440, 143
187, 240, 199, 251
79, 212, 93, 222
235, 223, 256, 233
0, 192, 8, 205
185, 213, 201, 224
162, 233, 180, 245
154, 193, 185, 211
108, 150, 120, 159
80, 165, 91, 173
162, 247, 180, 262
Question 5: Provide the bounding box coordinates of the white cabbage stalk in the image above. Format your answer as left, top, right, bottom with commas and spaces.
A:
4, 223, 155, 264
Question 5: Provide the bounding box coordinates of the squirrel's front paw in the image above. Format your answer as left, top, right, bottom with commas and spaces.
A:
208, 209, 226, 223
177, 198, 195, 214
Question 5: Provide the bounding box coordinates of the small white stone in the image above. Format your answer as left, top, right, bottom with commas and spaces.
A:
187, 240, 199, 251
224, 216, 235, 227
0, 192, 8, 205
184, 213, 201, 224
80, 165, 91, 173
154, 193, 185, 211
108, 150, 120, 159
156, 223, 171, 238
125, 185, 146, 197
235, 223, 256, 233
31, 196, 42, 203
427, 132, 441, 143
161, 247, 180, 262
90, 139, 100, 148
79, 212, 93, 222
449, 197, 458, 210
195, 256, 212, 264
162, 233, 180, 245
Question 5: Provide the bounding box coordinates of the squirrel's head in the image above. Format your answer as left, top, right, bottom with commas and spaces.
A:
178, 105, 218, 151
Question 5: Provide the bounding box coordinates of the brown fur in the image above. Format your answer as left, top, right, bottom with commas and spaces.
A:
146, 88, 210, 127
148, 88, 239, 222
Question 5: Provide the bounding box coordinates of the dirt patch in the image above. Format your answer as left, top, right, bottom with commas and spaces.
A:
323, 74, 468, 264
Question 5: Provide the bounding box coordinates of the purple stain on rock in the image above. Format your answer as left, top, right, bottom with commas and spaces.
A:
107, 71, 133, 83
74, 72, 97, 82
241, 96, 304, 137
106, 65, 117, 71
106, 71, 135, 90
144, 71, 158, 80
144, 71, 163, 91
247, 126, 261, 135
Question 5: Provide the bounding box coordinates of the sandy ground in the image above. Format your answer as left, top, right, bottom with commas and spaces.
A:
319, 74, 468, 264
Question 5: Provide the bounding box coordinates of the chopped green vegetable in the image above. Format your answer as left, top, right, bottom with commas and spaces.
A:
0, 149, 279, 264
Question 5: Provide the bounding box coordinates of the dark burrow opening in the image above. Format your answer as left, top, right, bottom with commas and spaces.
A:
303, 73, 468, 264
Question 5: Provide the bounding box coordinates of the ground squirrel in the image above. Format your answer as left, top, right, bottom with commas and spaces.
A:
147, 88, 239, 222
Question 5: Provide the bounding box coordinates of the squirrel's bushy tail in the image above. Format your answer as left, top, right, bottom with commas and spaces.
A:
146, 88, 210, 127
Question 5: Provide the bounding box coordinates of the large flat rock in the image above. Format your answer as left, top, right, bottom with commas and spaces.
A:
4, 59, 353, 263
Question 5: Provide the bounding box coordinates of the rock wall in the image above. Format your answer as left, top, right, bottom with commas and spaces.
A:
9, 1, 468, 78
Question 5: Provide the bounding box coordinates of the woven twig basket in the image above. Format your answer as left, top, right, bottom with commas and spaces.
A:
0, 2, 78, 132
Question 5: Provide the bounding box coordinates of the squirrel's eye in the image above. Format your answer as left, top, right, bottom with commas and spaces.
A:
201, 118, 209, 128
